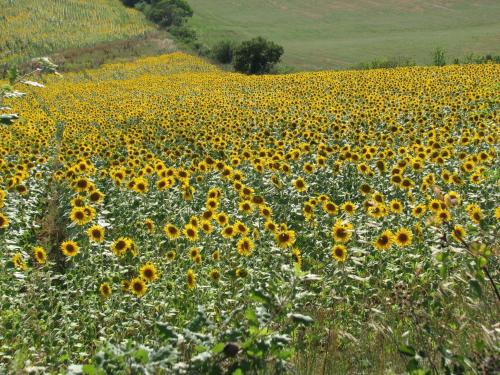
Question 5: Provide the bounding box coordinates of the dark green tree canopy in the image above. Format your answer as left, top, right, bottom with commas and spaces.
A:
233, 37, 284, 74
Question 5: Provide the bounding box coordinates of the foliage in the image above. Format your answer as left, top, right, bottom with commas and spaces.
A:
0, 53, 499, 373
433, 47, 446, 67
139, 0, 194, 28
233, 37, 284, 74
355, 56, 415, 70
211, 40, 236, 65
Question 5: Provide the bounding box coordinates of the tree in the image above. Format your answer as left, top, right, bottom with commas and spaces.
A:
233, 37, 284, 74
120, 0, 142, 7
433, 47, 446, 67
144, 0, 193, 28
211, 40, 236, 64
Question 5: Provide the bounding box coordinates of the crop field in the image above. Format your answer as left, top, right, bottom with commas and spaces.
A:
0, 53, 499, 373
188, 0, 500, 70
0, 0, 155, 66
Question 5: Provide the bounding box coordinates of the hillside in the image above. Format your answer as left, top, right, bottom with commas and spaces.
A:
0, 0, 155, 66
188, 0, 500, 69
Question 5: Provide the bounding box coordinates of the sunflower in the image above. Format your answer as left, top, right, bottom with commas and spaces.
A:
187, 269, 196, 290
237, 236, 254, 256
467, 206, 483, 224
60, 240, 79, 257
291, 248, 302, 267
166, 250, 176, 261
322, 201, 338, 216
259, 205, 272, 219
221, 224, 237, 239
130, 277, 147, 297
189, 247, 200, 259
332, 244, 348, 262
33, 246, 47, 265
144, 218, 155, 233
331, 220, 353, 243
451, 225, 466, 242
111, 237, 130, 256
183, 224, 199, 242
99, 282, 112, 298
87, 225, 105, 243
216, 212, 229, 226
389, 199, 403, 214
239, 200, 254, 214
70, 207, 89, 226
411, 204, 426, 218
164, 223, 180, 240
265, 220, 277, 233
394, 228, 413, 247
495, 206, 500, 221
275, 229, 296, 248
200, 220, 213, 234
0, 212, 9, 229
139, 262, 159, 283
121, 280, 131, 292
88, 190, 104, 204
341, 201, 356, 215
293, 177, 308, 193
209, 269, 220, 282
132, 177, 148, 194
12, 253, 27, 270
428, 199, 442, 212
234, 221, 249, 236
236, 268, 248, 278
373, 230, 393, 250
212, 250, 220, 261
71, 196, 86, 207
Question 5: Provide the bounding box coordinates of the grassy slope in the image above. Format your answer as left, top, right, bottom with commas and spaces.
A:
188, 0, 500, 70
0, 0, 156, 65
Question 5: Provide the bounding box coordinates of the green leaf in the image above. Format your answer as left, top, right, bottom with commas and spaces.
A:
276, 349, 294, 360
157, 322, 177, 340
287, 313, 314, 325
133, 348, 149, 364
82, 364, 98, 375
398, 344, 416, 357
469, 279, 482, 298
250, 291, 271, 305
212, 342, 225, 354
232, 369, 244, 375
244, 308, 258, 324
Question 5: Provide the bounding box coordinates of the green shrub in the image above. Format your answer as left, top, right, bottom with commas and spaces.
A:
143, 0, 193, 28
233, 37, 284, 74
211, 40, 236, 64
433, 47, 446, 66
168, 24, 197, 43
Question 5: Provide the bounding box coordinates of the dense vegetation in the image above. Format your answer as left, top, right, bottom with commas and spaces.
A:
1, 53, 499, 373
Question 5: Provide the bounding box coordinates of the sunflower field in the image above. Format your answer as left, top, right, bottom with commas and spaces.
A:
0, 53, 499, 374
0, 0, 154, 66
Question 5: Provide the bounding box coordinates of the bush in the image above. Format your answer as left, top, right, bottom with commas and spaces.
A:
233, 37, 284, 74
168, 24, 197, 43
211, 40, 236, 64
433, 47, 446, 66
143, 0, 193, 28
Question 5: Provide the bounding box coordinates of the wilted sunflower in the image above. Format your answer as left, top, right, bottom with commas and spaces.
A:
212, 250, 220, 261
144, 218, 155, 233
187, 269, 196, 290
87, 225, 105, 243
12, 252, 27, 270
275, 229, 296, 248
130, 277, 147, 297
0, 212, 9, 229
394, 228, 413, 247
60, 240, 79, 257
373, 230, 393, 250
291, 248, 302, 267
99, 282, 112, 298
209, 269, 220, 281
235, 268, 248, 278
140, 262, 159, 283
451, 225, 466, 242
237, 236, 254, 256
332, 244, 348, 262
331, 220, 353, 243
164, 223, 180, 240
33, 246, 47, 265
